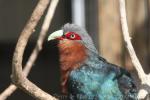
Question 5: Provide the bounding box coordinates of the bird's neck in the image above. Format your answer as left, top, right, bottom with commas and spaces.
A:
58, 40, 87, 94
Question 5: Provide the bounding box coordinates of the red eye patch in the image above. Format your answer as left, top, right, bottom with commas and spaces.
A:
64, 32, 82, 40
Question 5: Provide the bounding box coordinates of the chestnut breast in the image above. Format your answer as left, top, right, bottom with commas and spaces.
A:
58, 40, 87, 93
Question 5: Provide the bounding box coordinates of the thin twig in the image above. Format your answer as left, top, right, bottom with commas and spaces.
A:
119, 0, 150, 99
0, 0, 59, 99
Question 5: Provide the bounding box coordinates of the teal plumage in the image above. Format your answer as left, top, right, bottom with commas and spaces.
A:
68, 52, 137, 100
48, 23, 137, 100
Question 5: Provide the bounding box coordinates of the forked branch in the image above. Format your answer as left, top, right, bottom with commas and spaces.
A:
0, 0, 59, 99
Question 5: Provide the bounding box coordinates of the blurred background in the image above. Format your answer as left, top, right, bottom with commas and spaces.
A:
0, 0, 149, 99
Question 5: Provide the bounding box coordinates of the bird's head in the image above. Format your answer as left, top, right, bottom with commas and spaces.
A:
48, 23, 98, 54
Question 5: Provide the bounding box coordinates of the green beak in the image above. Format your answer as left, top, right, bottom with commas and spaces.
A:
47, 30, 63, 41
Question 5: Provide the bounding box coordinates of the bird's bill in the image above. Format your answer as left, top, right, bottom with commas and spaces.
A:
48, 30, 63, 41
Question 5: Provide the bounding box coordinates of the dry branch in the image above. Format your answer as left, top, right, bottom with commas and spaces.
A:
24, 0, 59, 77
119, 0, 150, 99
0, 0, 59, 99
0, 85, 16, 100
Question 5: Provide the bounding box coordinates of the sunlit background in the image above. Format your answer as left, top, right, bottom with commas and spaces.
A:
0, 0, 149, 99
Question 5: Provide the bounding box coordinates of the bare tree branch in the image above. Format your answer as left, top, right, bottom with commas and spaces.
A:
0, 85, 17, 100
119, 0, 150, 99
0, 0, 59, 99
0, 0, 60, 99
24, 0, 59, 77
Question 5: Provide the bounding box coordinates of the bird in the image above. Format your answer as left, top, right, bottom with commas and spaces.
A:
48, 23, 137, 100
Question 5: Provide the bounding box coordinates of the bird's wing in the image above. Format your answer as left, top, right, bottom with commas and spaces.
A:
97, 55, 137, 100
106, 62, 138, 100
67, 61, 123, 100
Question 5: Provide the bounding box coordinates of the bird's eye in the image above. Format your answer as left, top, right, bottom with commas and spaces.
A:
65, 32, 81, 40
70, 34, 76, 39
